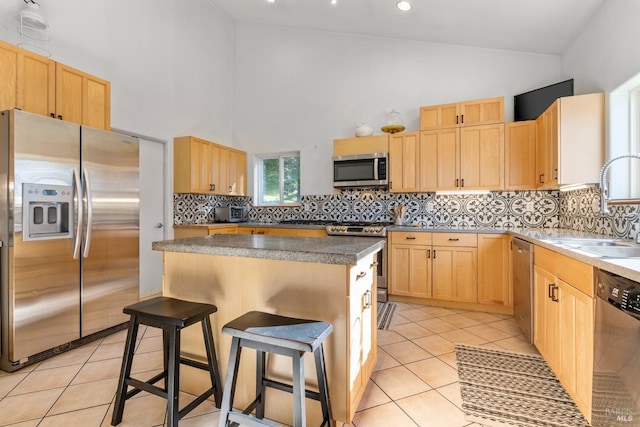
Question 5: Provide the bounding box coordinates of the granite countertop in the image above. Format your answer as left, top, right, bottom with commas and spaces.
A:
152, 234, 384, 265
388, 225, 508, 234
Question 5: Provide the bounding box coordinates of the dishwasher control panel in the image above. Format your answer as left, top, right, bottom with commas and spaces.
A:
598, 269, 640, 320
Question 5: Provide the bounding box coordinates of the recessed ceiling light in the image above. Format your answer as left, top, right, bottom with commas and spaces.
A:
396, 1, 412, 12
266, 0, 275, 3
331, 0, 337, 4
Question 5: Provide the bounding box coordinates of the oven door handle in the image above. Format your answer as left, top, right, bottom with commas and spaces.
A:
374, 158, 379, 181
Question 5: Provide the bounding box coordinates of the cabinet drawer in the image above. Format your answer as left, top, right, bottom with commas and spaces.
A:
432, 233, 477, 247
557, 256, 594, 297
534, 246, 557, 275
390, 231, 432, 245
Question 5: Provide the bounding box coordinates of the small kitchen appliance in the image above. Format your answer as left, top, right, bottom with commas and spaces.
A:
214, 206, 246, 223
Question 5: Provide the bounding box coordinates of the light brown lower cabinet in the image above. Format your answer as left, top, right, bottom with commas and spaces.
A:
388, 232, 510, 313
237, 226, 327, 237
533, 245, 594, 423
173, 225, 238, 238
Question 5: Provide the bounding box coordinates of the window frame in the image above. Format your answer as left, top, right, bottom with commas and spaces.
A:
255, 151, 301, 207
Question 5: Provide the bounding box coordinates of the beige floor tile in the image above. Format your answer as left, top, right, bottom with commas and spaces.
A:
488, 318, 523, 335
135, 335, 163, 354
0, 371, 28, 399
9, 364, 82, 396
492, 336, 539, 354
71, 358, 123, 385
413, 334, 456, 356
357, 380, 392, 410
141, 325, 163, 338
437, 382, 463, 410
36, 345, 97, 370
437, 351, 458, 370
352, 402, 418, 427
370, 366, 430, 401
48, 377, 119, 415
400, 308, 434, 322
88, 341, 127, 363
0, 387, 63, 425
459, 311, 503, 324
406, 357, 458, 388
376, 329, 406, 346
397, 389, 469, 427
421, 306, 457, 317
391, 321, 433, 340
439, 329, 488, 346
101, 328, 129, 345
131, 349, 164, 374
373, 348, 401, 372
381, 340, 431, 365
389, 313, 412, 326
2, 421, 40, 427
39, 404, 110, 427
394, 302, 423, 312
438, 314, 483, 328
463, 324, 514, 342
416, 317, 459, 334
101, 394, 168, 427
178, 411, 221, 427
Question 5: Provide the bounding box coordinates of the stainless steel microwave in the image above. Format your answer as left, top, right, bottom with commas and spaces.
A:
214, 206, 246, 222
332, 152, 389, 188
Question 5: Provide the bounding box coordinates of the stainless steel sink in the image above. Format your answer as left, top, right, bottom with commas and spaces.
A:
551, 238, 632, 247
579, 245, 640, 258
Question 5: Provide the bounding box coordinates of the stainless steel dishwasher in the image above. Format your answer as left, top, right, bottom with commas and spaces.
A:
592, 269, 640, 426
512, 237, 533, 343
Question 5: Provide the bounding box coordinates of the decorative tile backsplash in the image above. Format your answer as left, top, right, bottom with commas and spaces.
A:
174, 189, 560, 229
559, 186, 640, 239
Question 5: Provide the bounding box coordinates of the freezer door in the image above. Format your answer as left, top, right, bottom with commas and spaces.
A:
8, 110, 81, 362
80, 126, 139, 336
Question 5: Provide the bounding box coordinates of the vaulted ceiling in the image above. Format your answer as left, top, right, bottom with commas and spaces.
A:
208, 0, 605, 55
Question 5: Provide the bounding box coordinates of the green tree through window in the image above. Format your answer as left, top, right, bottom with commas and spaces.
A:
257, 152, 300, 205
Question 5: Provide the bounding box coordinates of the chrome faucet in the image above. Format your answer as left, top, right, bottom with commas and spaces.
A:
599, 153, 640, 214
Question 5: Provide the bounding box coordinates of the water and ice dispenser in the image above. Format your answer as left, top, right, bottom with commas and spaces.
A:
22, 183, 73, 241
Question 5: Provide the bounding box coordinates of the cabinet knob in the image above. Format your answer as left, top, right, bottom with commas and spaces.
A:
370, 261, 379, 268
363, 290, 372, 309
356, 271, 367, 280
406, 236, 416, 240
50, 113, 55, 118
210, 184, 216, 191
448, 238, 459, 241
433, 250, 437, 259
539, 174, 545, 184
461, 179, 465, 188
57, 115, 62, 120
456, 178, 459, 187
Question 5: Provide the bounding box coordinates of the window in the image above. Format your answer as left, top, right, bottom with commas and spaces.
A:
256, 152, 300, 206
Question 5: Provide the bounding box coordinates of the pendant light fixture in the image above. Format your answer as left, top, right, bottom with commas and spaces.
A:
17, 0, 50, 57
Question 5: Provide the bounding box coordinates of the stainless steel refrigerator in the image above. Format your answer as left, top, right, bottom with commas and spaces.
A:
0, 109, 139, 372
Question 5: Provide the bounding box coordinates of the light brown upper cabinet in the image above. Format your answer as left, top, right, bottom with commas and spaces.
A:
535, 93, 604, 189
389, 132, 420, 192
0, 40, 111, 130
505, 121, 537, 190
174, 136, 247, 196
333, 135, 389, 156
420, 97, 504, 130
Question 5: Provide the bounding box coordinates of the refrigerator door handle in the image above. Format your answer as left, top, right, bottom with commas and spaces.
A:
73, 167, 83, 259
82, 167, 93, 258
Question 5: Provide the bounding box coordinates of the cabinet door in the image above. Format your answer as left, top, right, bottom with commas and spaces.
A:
505, 121, 536, 190
217, 146, 229, 196
533, 266, 560, 369
535, 111, 548, 188
477, 234, 510, 307
20, 49, 56, 117
432, 246, 477, 303
546, 101, 559, 187
389, 132, 419, 192
460, 97, 504, 127
419, 131, 438, 191
389, 244, 431, 298
55, 63, 84, 125
389, 245, 411, 296
208, 143, 221, 193
419, 103, 459, 130
436, 128, 459, 191
459, 124, 504, 190
227, 149, 247, 196
194, 138, 213, 193
83, 74, 110, 130
0, 42, 19, 112
558, 280, 593, 416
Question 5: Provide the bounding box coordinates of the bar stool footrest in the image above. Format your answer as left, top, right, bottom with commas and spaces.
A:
262, 377, 323, 402
126, 374, 168, 399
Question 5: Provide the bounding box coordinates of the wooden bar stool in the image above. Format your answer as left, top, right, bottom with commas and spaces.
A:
218, 311, 334, 427
111, 296, 222, 427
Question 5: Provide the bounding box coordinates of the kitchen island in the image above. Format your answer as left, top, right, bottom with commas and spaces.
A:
152, 234, 384, 426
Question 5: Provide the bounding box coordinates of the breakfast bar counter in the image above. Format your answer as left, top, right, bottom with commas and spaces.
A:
152, 234, 383, 426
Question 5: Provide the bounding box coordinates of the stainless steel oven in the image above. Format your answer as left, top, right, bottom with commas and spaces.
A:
593, 269, 640, 426
326, 222, 389, 302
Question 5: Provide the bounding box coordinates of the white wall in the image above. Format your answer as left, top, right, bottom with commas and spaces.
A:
562, 0, 640, 96
0, 0, 235, 145
232, 24, 564, 195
